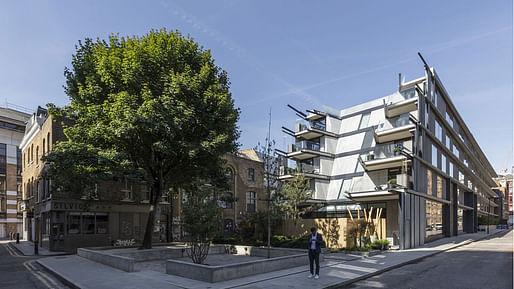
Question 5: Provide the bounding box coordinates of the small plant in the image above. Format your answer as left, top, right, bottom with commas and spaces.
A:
387, 178, 397, 184
372, 239, 390, 250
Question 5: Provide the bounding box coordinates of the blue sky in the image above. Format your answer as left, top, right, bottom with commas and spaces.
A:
0, 0, 512, 173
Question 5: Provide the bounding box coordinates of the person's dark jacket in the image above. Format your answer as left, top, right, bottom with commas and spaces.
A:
307, 233, 324, 253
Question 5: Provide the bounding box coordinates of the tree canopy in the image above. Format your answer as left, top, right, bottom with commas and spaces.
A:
46, 28, 240, 248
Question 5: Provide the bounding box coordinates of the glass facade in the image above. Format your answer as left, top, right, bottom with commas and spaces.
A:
426, 200, 443, 238
457, 208, 463, 231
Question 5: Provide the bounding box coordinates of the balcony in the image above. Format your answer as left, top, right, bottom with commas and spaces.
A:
286, 141, 334, 160
278, 163, 330, 180
294, 120, 336, 140
359, 143, 411, 171
374, 117, 415, 143
385, 88, 418, 118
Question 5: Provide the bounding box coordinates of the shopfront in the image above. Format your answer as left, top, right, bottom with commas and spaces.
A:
34, 200, 170, 252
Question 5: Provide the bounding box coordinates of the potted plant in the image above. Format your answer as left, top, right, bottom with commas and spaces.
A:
387, 178, 397, 189
367, 151, 375, 161
393, 144, 403, 156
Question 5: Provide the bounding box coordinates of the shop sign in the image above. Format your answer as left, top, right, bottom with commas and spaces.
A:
52, 202, 86, 211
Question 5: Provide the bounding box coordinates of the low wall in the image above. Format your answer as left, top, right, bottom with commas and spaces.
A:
115, 246, 186, 261
166, 252, 308, 283
77, 248, 135, 272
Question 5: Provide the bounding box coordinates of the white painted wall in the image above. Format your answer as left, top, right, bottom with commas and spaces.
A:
339, 115, 360, 134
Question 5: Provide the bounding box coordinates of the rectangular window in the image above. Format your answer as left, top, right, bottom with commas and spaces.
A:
67, 213, 81, 234
425, 103, 429, 129
96, 213, 109, 234
445, 135, 450, 149
432, 145, 437, 168
0, 144, 6, 175
453, 146, 460, 159
16, 147, 22, 176
441, 154, 446, 174
426, 200, 443, 239
446, 111, 454, 128
449, 162, 454, 178
457, 208, 463, 231
248, 168, 255, 181
338, 179, 352, 199
427, 169, 432, 195
437, 176, 443, 199
358, 112, 370, 129
246, 191, 256, 213
435, 120, 442, 141
458, 170, 465, 184
82, 213, 95, 234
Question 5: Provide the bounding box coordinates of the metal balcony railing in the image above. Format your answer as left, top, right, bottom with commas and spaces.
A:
296, 120, 326, 132
292, 140, 321, 152
362, 143, 409, 162
375, 116, 411, 133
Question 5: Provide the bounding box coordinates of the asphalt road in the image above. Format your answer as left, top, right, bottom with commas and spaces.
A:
0, 240, 69, 289
344, 230, 513, 289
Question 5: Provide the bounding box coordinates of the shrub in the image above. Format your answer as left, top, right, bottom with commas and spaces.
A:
372, 239, 390, 250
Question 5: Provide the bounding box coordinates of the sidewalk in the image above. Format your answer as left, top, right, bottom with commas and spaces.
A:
8, 240, 68, 256
37, 229, 509, 289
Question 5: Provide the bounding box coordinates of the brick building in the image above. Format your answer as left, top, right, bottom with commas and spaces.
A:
221, 149, 265, 235
20, 108, 172, 252
0, 105, 30, 238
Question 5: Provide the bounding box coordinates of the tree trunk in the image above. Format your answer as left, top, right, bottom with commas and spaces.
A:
141, 179, 162, 249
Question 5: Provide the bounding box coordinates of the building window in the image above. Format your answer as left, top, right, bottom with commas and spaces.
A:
47, 132, 51, 152
354, 157, 364, 173
358, 112, 370, 129
43, 139, 46, 156
0, 144, 6, 175
446, 111, 454, 129
361, 130, 374, 149
441, 154, 446, 174
427, 169, 432, 196
445, 135, 450, 149
432, 145, 437, 168
435, 120, 442, 141
449, 161, 454, 178
338, 179, 352, 199
17, 147, 22, 176
221, 192, 233, 209
31, 144, 34, 163
457, 208, 463, 231
424, 103, 429, 129
437, 176, 443, 199
121, 179, 133, 201
246, 191, 256, 213
426, 200, 443, 239
82, 213, 95, 234
453, 146, 460, 159
67, 213, 81, 234
248, 168, 255, 181
96, 213, 109, 234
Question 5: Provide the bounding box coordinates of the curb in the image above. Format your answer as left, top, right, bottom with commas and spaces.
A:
36, 259, 83, 289
323, 229, 509, 289
7, 242, 26, 256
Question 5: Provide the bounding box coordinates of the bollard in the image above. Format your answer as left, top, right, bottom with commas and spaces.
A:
16, 233, 20, 244
34, 240, 38, 255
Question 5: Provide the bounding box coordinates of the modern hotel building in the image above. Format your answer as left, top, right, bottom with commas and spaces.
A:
280, 61, 498, 249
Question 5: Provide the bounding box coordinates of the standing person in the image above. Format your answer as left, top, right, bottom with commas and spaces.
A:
307, 226, 324, 279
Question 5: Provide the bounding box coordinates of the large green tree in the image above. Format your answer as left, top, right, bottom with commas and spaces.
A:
47, 29, 239, 249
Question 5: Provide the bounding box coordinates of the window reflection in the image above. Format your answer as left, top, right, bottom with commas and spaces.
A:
426, 200, 443, 239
